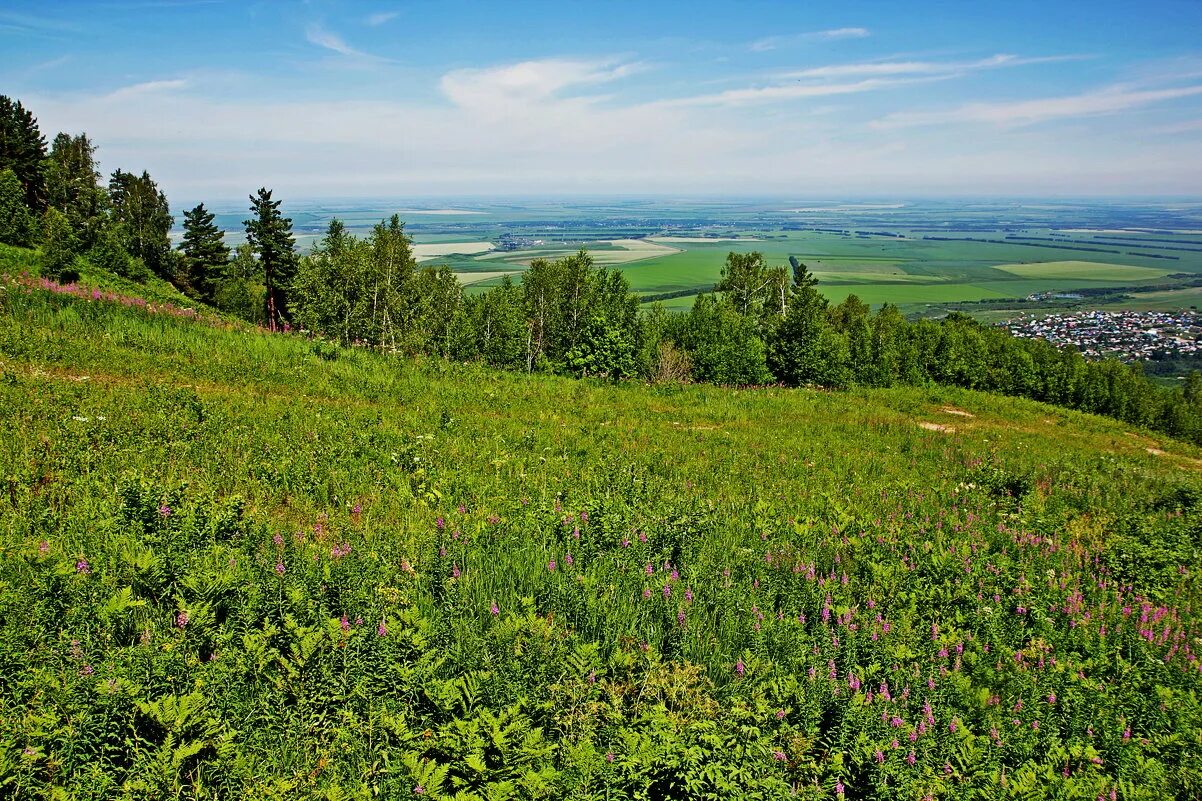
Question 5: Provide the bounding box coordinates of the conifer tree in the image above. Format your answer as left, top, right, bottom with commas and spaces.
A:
0, 95, 47, 212
109, 169, 172, 278
244, 187, 297, 329
180, 202, 230, 301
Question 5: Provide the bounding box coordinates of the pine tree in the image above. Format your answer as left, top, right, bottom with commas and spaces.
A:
46, 133, 108, 249
0, 168, 35, 246
109, 169, 172, 278
180, 202, 229, 301
244, 187, 297, 330
0, 96, 47, 212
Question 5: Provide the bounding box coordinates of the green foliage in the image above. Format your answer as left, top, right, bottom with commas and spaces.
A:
0, 95, 47, 212
39, 206, 81, 282
45, 132, 108, 251
1, 281, 1202, 798
108, 169, 173, 279
677, 293, 772, 385
0, 168, 34, 247
179, 203, 230, 302
244, 187, 297, 329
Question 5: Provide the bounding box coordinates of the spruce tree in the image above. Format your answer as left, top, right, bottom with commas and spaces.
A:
244, 187, 297, 329
109, 169, 172, 279
0, 168, 35, 246
0, 96, 47, 212
180, 202, 229, 301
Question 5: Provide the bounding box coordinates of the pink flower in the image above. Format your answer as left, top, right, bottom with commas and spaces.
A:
835, 780, 845, 797
547, 560, 557, 572
38, 540, 49, 555
158, 504, 171, 517
377, 622, 387, 636
490, 602, 500, 616
772, 750, 787, 761
776, 709, 787, 719
75, 559, 90, 574
176, 611, 189, 628
340, 615, 350, 633
275, 561, 286, 575
735, 660, 745, 676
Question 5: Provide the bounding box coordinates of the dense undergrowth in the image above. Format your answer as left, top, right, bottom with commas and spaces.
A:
2, 280, 1202, 799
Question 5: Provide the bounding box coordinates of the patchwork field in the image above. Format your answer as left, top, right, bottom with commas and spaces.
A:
993, 260, 1172, 281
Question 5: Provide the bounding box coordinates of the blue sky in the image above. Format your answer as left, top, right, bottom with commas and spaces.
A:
3, 0, 1202, 200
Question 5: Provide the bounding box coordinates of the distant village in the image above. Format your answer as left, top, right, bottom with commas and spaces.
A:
1000, 310, 1202, 362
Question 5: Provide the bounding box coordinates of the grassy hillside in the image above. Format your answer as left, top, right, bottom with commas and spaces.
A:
1, 276, 1201, 799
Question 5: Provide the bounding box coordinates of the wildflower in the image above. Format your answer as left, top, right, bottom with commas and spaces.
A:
352, 504, 362, 515
662, 584, 671, 599
642, 587, 651, 600
176, 611, 189, 628
565, 553, 574, 567
377, 622, 387, 636
80, 664, 94, 676
38, 540, 49, 555
413, 785, 425, 795
340, 615, 350, 632
605, 752, 615, 763
435, 517, 445, 530
875, 750, 885, 763
907, 751, 917, 765
547, 560, 557, 572
638, 531, 647, 543
776, 709, 787, 719
772, 750, 787, 761
158, 504, 172, 517
736, 660, 745, 676
490, 602, 500, 616
835, 780, 845, 797
451, 563, 461, 579
275, 561, 286, 575
580, 510, 588, 523
685, 588, 694, 602
645, 562, 654, 576
457, 504, 466, 514
273, 533, 284, 546
75, 559, 91, 574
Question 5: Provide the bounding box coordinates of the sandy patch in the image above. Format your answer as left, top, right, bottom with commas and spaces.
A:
399, 209, 486, 215
941, 407, 974, 418
413, 242, 494, 260
648, 236, 762, 243
454, 271, 520, 286
918, 422, 956, 433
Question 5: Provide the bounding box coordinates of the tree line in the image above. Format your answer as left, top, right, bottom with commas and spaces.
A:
3, 94, 1201, 444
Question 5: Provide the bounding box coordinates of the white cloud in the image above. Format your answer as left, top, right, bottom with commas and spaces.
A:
875, 83, 1202, 128
104, 79, 188, 101
440, 58, 642, 111
305, 23, 388, 62
783, 53, 1082, 80
366, 11, 399, 26
751, 27, 869, 51
815, 27, 870, 40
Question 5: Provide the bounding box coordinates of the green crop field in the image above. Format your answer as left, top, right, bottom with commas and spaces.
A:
2, 275, 1202, 799
993, 261, 1173, 282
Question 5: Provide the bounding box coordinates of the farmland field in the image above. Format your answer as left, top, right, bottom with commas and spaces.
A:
181, 198, 1202, 316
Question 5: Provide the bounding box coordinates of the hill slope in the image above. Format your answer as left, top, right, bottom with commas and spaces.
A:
1, 278, 1201, 799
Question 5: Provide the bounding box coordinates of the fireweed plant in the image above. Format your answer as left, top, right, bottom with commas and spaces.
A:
1, 279, 1201, 799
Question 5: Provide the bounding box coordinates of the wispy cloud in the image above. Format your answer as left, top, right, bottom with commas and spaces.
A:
815, 27, 870, 40
440, 58, 642, 111
305, 23, 389, 62
874, 83, 1202, 128
782, 53, 1085, 80
751, 27, 869, 52
662, 53, 1078, 108
104, 78, 188, 101
366, 11, 399, 26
